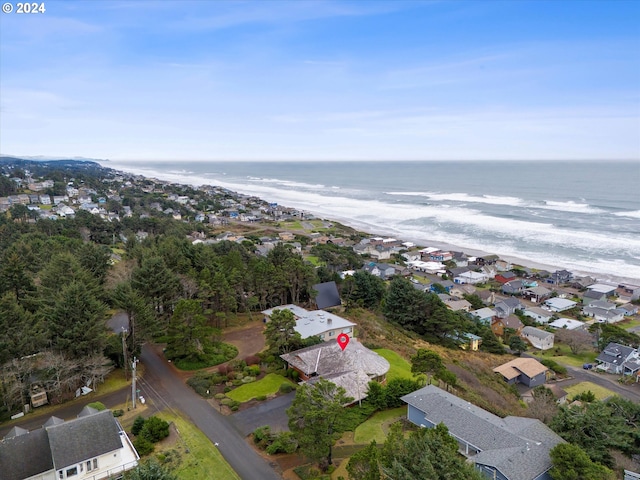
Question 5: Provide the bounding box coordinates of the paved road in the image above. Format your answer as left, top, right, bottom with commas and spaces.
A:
230, 392, 295, 436
522, 353, 640, 403
0, 386, 131, 439
138, 344, 283, 480
560, 364, 640, 402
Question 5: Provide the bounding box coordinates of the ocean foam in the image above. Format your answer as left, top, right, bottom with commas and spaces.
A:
613, 210, 640, 218
386, 191, 526, 206
537, 200, 605, 214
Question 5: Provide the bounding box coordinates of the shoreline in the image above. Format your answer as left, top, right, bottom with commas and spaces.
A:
102, 161, 639, 286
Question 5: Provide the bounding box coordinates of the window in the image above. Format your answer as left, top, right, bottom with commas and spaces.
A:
66, 467, 78, 477
329, 331, 334, 336
87, 461, 92, 471
58, 471, 64, 480
93, 459, 98, 469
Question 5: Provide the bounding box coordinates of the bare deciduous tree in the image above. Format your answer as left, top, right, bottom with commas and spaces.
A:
554, 328, 594, 355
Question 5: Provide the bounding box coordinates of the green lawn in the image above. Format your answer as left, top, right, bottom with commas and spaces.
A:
621, 317, 640, 330
156, 411, 240, 480
282, 220, 303, 230
373, 349, 415, 381
564, 382, 616, 401
530, 344, 598, 367
225, 373, 295, 402
354, 407, 406, 444
305, 255, 326, 267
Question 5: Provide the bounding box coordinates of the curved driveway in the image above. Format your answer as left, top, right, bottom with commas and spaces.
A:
139, 344, 282, 480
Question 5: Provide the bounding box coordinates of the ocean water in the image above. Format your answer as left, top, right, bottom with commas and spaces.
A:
103, 160, 640, 283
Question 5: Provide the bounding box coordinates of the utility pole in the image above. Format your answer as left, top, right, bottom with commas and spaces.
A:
121, 328, 128, 380
131, 357, 138, 409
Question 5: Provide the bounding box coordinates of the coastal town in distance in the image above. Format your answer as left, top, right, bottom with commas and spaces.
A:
0, 157, 639, 480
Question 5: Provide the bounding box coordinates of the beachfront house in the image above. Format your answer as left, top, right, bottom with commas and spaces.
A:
0, 409, 139, 480
401, 385, 564, 480
616, 283, 640, 302
521, 326, 555, 351
262, 304, 356, 342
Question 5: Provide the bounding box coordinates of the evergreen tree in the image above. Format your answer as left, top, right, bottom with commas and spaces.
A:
264, 308, 302, 355
549, 443, 615, 480
46, 281, 109, 358
287, 379, 353, 469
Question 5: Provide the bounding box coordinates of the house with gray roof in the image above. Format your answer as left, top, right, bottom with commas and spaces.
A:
262, 304, 356, 342
402, 385, 564, 480
521, 326, 554, 351
543, 298, 577, 313
470, 307, 496, 325
522, 286, 552, 304
583, 301, 625, 324
582, 289, 607, 304
522, 307, 554, 324
494, 297, 524, 318
281, 339, 389, 404
0, 409, 138, 480
596, 342, 638, 374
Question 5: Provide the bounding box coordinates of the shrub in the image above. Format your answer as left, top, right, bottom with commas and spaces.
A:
540, 358, 567, 375
265, 431, 298, 454
113, 409, 124, 417
217, 364, 230, 375
256, 395, 267, 401
87, 401, 106, 411
214, 393, 226, 400
279, 383, 294, 394
132, 416, 146, 436
246, 365, 261, 376
140, 416, 170, 443
244, 355, 261, 365
242, 376, 256, 384
133, 436, 154, 456
253, 425, 272, 445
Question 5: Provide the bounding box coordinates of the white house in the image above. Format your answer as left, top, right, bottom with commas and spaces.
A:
454, 271, 488, 285
543, 298, 577, 312
0, 409, 138, 480
521, 326, 555, 350
262, 304, 356, 342
522, 307, 554, 324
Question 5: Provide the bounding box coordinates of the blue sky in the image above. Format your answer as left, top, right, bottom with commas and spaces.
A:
1, 0, 639, 161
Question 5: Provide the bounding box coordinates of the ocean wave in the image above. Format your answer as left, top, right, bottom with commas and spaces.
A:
536, 200, 605, 214
613, 210, 640, 218
99, 161, 640, 281
385, 191, 525, 206
244, 176, 327, 189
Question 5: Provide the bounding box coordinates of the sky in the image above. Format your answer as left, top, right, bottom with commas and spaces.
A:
1, 0, 639, 161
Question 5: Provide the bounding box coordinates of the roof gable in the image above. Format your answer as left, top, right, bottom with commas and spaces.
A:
401, 386, 563, 480
47, 410, 123, 469
0, 429, 53, 480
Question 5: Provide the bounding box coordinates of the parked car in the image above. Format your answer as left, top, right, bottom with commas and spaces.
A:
583, 363, 593, 370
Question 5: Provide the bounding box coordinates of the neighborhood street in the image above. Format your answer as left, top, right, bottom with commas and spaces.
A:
138, 344, 283, 480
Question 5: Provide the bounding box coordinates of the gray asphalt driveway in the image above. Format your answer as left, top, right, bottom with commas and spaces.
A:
230, 392, 295, 436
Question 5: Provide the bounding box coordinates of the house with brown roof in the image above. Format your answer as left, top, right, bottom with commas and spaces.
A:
491, 315, 524, 338
493, 358, 549, 388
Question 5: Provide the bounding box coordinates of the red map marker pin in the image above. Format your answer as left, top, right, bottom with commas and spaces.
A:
337, 333, 350, 351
